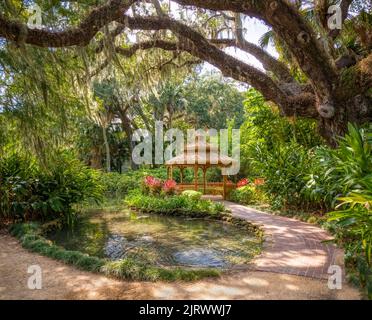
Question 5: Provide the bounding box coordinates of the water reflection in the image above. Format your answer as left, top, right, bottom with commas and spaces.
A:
48, 209, 261, 269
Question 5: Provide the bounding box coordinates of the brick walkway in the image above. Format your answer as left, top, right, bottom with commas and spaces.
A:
208, 197, 343, 280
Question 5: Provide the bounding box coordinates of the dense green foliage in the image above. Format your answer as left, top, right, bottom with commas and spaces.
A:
230, 185, 266, 205
125, 192, 225, 217
181, 190, 202, 201
0, 152, 102, 224
323, 126, 372, 298
239, 97, 372, 296
181, 76, 245, 129
329, 191, 372, 298
305, 125, 372, 209
240, 89, 324, 210
97, 168, 167, 199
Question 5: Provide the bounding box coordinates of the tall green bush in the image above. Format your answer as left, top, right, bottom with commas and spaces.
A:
0, 151, 102, 224
240, 89, 323, 179
304, 124, 372, 209
324, 125, 372, 298
97, 168, 167, 199
252, 141, 318, 209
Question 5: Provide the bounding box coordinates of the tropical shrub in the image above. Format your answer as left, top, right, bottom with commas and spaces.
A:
182, 190, 202, 201
97, 168, 167, 199
97, 172, 138, 199
240, 89, 323, 178
304, 124, 372, 209
143, 176, 163, 195
163, 180, 177, 195
329, 192, 372, 299
0, 152, 102, 224
252, 141, 317, 209
323, 124, 372, 298
125, 193, 225, 217
230, 185, 256, 205
330, 192, 372, 262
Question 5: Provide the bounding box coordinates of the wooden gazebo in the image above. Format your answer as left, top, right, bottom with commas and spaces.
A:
165, 141, 237, 199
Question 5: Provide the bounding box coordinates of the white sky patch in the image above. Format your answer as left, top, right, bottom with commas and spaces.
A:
202, 17, 278, 76
126, 1, 278, 81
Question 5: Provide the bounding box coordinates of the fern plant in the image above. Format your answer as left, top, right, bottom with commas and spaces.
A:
326, 124, 372, 298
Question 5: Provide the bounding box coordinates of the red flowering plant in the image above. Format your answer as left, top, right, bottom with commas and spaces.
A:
163, 179, 177, 196
237, 178, 249, 189
143, 176, 162, 195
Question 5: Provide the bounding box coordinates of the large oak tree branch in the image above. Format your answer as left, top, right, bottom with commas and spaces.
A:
113, 39, 318, 118
0, 0, 135, 47
0, 0, 337, 102
211, 38, 293, 83
109, 16, 318, 118
118, 15, 289, 106
115, 40, 180, 57
232, 12, 293, 83
173, 0, 338, 103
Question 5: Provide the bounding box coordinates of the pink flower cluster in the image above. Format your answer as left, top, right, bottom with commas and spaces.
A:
163, 179, 177, 195
144, 176, 162, 194
144, 176, 177, 195
144, 176, 162, 188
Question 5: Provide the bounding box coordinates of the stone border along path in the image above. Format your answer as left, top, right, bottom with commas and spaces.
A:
215, 198, 343, 280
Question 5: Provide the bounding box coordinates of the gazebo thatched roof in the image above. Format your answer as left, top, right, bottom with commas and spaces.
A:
165, 142, 237, 168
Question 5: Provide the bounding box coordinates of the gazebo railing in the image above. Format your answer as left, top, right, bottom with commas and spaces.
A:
176, 182, 236, 198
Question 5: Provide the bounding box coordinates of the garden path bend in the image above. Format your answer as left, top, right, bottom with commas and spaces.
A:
213, 197, 343, 280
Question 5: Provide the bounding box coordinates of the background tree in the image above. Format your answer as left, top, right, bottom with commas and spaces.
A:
0, 0, 370, 146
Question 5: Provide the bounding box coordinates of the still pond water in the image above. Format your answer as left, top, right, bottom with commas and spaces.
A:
48, 209, 261, 269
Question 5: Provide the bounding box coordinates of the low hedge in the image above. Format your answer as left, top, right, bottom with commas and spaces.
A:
125, 193, 225, 217
125, 193, 263, 238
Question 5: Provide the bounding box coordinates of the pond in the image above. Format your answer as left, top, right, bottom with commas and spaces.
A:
48, 209, 262, 269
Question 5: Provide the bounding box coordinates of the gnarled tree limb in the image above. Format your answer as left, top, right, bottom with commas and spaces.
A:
118, 15, 290, 107
173, 0, 338, 104
0, 0, 135, 47
108, 16, 318, 119
211, 37, 293, 83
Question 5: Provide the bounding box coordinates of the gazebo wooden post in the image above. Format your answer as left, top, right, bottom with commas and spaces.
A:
170, 165, 173, 180
194, 165, 198, 192
223, 174, 227, 200
202, 166, 207, 195
167, 166, 170, 180
180, 167, 184, 184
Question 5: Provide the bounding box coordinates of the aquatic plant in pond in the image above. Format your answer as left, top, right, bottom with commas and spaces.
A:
47, 209, 262, 269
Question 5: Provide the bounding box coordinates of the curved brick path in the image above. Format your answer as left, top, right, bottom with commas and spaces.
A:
220, 199, 343, 280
